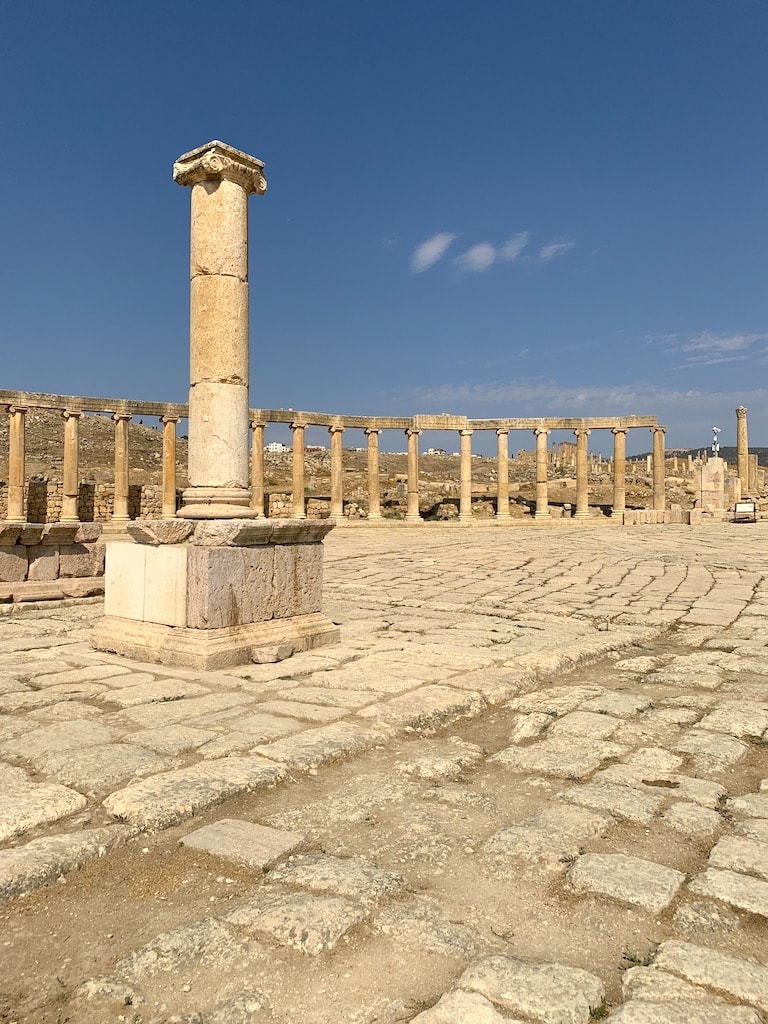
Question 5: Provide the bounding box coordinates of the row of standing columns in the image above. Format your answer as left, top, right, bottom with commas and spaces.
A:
1, 406, 180, 523
2, 404, 670, 523
252, 422, 668, 522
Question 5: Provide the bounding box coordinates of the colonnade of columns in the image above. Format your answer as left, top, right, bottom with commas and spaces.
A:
0, 404, 181, 523
14, 398, 751, 525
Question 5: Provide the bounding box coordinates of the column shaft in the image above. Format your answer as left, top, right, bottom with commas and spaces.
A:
61, 410, 82, 522
160, 416, 179, 519
611, 428, 626, 518
7, 406, 26, 521
250, 421, 265, 516
652, 426, 666, 511
174, 141, 267, 518
459, 429, 473, 520
496, 429, 510, 518
405, 428, 422, 521
736, 407, 749, 494
329, 425, 344, 518
112, 414, 131, 522
365, 429, 381, 519
533, 428, 549, 520
291, 424, 306, 519
574, 428, 590, 519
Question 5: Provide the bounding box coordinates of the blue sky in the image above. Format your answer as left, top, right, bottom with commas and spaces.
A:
1, 0, 766, 456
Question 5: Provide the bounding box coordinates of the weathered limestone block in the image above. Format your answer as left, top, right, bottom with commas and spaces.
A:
273, 543, 323, 618
190, 275, 249, 384
180, 818, 305, 869
41, 523, 80, 544
74, 523, 102, 543
58, 543, 93, 578
187, 545, 274, 628
187, 381, 250, 490
18, 524, 45, 544
126, 519, 194, 545
0, 546, 27, 581
223, 890, 366, 953
566, 853, 684, 911
0, 524, 21, 545
26, 545, 59, 580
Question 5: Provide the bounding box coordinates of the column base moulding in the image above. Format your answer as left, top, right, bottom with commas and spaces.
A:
91, 612, 339, 671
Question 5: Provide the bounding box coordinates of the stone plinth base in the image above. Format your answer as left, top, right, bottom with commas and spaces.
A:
91, 518, 338, 668
91, 612, 339, 670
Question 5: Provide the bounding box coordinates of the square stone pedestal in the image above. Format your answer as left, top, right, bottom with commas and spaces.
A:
91, 519, 339, 670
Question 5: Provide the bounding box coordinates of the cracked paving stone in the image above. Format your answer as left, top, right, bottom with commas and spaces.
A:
0, 825, 129, 902
734, 818, 768, 843
372, 895, 492, 959
507, 685, 605, 716
458, 953, 605, 1024
267, 852, 407, 907
253, 721, 388, 771
491, 734, 624, 781
559, 781, 665, 823
409, 989, 525, 1023
653, 940, 768, 1014
695, 701, 768, 739
0, 718, 120, 761
592, 765, 725, 809
356, 685, 485, 731
579, 693, 653, 717
659, 802, 721, 838
674, 729, 748, 768
103, 756, 287, 830
484, 804, 614, 873
549, 710, 622, 739
621, 966, 727, 1004
605, 1002, 762, 1023
708, 835, 768, 881
40, 742, 172, 795
506, 711, 554, 743
396, 739, 484, 781
727, 793, 768, 819
688, 868, 768, 918
179, 818, 305, 869
129, 724, 218, 755
224, 889, 366, 953
566, 853, 685, 912
0, 766, 87, 842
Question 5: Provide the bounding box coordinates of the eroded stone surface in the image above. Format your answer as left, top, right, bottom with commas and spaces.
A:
566, 853, 685, 912
180, 818, 305, 869
224, 889, 365, 953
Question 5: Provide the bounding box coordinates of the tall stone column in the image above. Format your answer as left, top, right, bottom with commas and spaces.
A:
533, 427, 550, 520
574, 428, 591, 519
160, 416, 179, 519
652, 426, 666, 511
459, 429, 473, 520
112, 413, 131, 522
61, 410, 82, 522
405, 428, 422, 522
7, 405, 26, 521
736, 406, 749, 494
329, 424, 344, 519
611, 428, 627, 519
365, 428, 381, 519
291, 423, 306, 519
495, 428, 510, 519
249, 419, 265, 516
173, 141, 267, 518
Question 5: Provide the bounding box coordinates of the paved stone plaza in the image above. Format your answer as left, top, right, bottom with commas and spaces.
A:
1, 522, 768, 1022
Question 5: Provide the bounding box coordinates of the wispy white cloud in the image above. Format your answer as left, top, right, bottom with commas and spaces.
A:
500, 231, 530, 261
454, 242, 496, 273
538, 238, 575, 262
681, 331, 768, 366
410, 232, 457, 273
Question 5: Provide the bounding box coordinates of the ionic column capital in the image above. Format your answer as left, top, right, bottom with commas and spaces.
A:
736, 405, 748, 418
173, 140, 267, 196
329, 424, 345, 435
533, 426, 549, 437
574, 427, 591, 438
62, 409, 82, 422
495, 427, 509, 437
8, 405, 27, 415
112, 412, 131, 423
160, 414, 180, 426
651, 425, 667, 436
364, 427, 380, 437
611, 426, 627, 436
290, 421, 306, 432
405, 427, 421, 438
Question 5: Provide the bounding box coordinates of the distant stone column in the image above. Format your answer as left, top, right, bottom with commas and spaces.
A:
160, 416, 179, 519
736, 406, 749, 494
60, 410, 82, 522
365, 428, 381, 519
329, 424, 344, 518
249, 419, 265, 516
495, 428, 510, 519
291, 423, 306, 519
173, 141, 267, 518
405, 428, 422, 521
534, 427, 550, 520
652, 426, 666, 511
574, 428, 591, 519
749, 453, 758, 493
459, 429, 473, 520
112, 413, 131, 522
7, 405, 27, 521
611, 427, 627, 519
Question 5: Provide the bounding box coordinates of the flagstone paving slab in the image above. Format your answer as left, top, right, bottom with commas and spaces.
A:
180, 818, 305, 869
688, 868, 768, 918
566, 853, 685, 912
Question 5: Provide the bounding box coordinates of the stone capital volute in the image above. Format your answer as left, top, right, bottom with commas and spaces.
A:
736, 406, 748, 418
160, 415, 180, 426
460, 429, 473, 437
112, 412, 131, 424
405, 428, 421, 438
574, 428, 591, 438
652, 425, 667, 436
496, 428, 509, 437
249, 419, 266, 430
328, 424, 344, 435
173, 140, 267, 196
364, 427, 380, 437
62, 409, 82, 421
533, 427, 549, 438
611, 427, 627, 436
